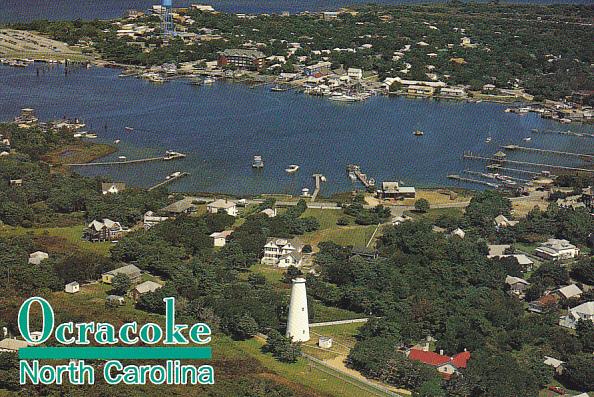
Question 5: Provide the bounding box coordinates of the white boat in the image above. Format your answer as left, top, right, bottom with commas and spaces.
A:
125, 127, 134, 132
114, 139, 121, 144
85, 133, 97, 139
329, 94, 359, 102
485, 137, 492, 143
118, 156, 127, 160
523, 137, 532, 142
252, 155, 264, 168
413, 130, 424, 136
285, 164, 300, 173
203, 77, 215, 85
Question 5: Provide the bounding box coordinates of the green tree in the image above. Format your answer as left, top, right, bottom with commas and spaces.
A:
111, 274, 131, 295
414, 199, 430, 213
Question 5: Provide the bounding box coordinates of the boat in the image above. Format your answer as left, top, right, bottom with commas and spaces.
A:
329, 94, 359, 102
189, 78, 203, 86
523, 137, 532, 142
252, 155, 264, 168
118, 156, 127, 160
125, 127, 134, 132
285, 164, 300, 173
85, 133, 97, 139
485, 137, 492, 143
114, 139, 121, 144
348, 172, 357, 181
271, 85, 288, 92
413, 130, 424, 136
203, 77, 215, 85
321, 176, 327, 182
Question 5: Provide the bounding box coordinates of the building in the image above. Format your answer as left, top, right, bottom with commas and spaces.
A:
218, 49, 266, 70
347, 68, 363, 80
101, 264, 142, 284
131, 281, 162, 301
534, 238, 579, 261
406, 85, 435, 96
440, 87, 467, 97
14, 108, 38, 125
543, 356, 565, 375
554, 284, 583, 300
9, 179, 22, 186
494, 215, 519, 228
286, 278, 310, 342
85, 219, 126, 242
505, 275, 530, 298
260, 208, 277, 218
304, 61, 332, 76
28, 251, 49, 265
207, 199, 238, 216
106, 295, 125, 306
65, 281, 80, 294
378, 181, 416, 199
559, 301, 594, 329
0, 338, 30, 353
451, 228, 465, 239
321, 11, 339, 20
528, 294, 559, 314
143, 211, 170, 230
319, 336, 333, 348
408, 349, 471, 379
392, 214, 413, 226
261, 237, 304, 267
210, 230, 233, 247
161, 197, 198, 215
190, 4, 215, 12
101, 182, 126, 195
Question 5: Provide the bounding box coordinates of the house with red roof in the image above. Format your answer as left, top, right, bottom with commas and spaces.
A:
407, 348, 471, 379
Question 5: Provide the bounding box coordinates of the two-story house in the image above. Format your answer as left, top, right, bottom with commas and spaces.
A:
261, 237, 304, 268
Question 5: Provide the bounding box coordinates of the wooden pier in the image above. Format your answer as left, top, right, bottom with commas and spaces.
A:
311, 174, 324, 202
67, 152, 186, 167
463, 152, 594, 174
347, 164, 376, 192
148, 172, 189, 191
532, 129, 594, 139
464, 170, 530, 183
448, 174, 499, 188
487, 164, 544, 176
502, 145, 593, 161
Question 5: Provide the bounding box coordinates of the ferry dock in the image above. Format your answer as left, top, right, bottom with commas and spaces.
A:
67, 151, 186, 167
501, 145, 594, 161
347, 164, 376, 192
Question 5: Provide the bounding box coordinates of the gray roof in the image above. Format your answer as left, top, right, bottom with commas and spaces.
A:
105, 264, 141, 277
0, 338, 29, 351
101, 182, 126, 192
134, 280, 162, 294
220, 48, 265, 59
161, 197, 196, 213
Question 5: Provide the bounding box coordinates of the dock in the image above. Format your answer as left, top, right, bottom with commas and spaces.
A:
463, 170, 530, 183
502, 145, 593, 161
463, 152, 594, 174
347, 164, 376, 192
311, 174, 324, 202
448, 174, 499, 188
148, 172, 189, 191
67, 152, 186, 167
532, 129, 594, 139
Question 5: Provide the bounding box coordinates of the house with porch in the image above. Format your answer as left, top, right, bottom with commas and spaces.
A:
85, 219, 126, 242
207, 199, 238, 216
261, 237, 304, 267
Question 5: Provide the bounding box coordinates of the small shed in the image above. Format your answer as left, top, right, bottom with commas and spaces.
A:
319, 336, 333, 349
28, 251, 49, 265
131, 281, 162, 301
106, 295, 125, 306
65, 282, 80, 294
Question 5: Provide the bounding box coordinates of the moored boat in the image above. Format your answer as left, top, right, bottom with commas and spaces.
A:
285, 164, 300, 173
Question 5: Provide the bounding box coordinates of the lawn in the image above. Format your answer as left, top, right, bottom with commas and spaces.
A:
304, 322, 364, 360
312, 301, 364, 323
409, 207, 465, 224
0, 224, 112, 256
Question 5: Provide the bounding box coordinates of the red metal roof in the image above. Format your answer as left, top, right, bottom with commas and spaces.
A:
409, 349, 471, 369
451, 351, 471, 368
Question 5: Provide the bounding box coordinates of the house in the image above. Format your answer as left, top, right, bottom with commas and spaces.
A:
494, 215, 519, 227
451, 228, 465, 239
207, 199, 238, 216
392, 214, 413, 226
218, 49, 266, 70
528, 294, 559, 313
543, 356, 565, 375
378, 182, 416, 199
210, 230, 233, 247
351, 247, 379, 260
28, 251, 49, 265
554, 284, 582, 300
321, 11, 339, 21
9, 179, 23, 186
160, 197, 197, 215
101, 264, 142, 284
131, 281, 162, 301
101, 182, 126, 195
304, 61, 332, 76
487, 244, 511, 257
489, 252, 534, 271
406, 85, 435, 96
347, 68, 363, 80
64, 281, 80, 294
440, 87, 467, 97
505, 275, 530, 298
143, 211, 169, 230
407, 349, 471, 379
261, 237, 304, 267
0, 338, 30, 353
558, 301, 594, 329
106, 295, 125, 306
260, 208, 277, 218
534, 238, 579, 261
85, 219, 126, 242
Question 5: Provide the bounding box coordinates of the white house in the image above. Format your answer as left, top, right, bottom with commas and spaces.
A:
210, 230, 233, 247
534, 238, 579, 261
347, 68, 363, 80
131, 281, 162, 301
261, 237, 304, 267
260, 208, 277, 218
554, 284, 582, 300
101, 182, 126, 195
451, 228, 465, 239
64, 281, 80, 294
28, 251, 49, 265
559, 301, 594, 329
494, 215, 519, 228
207, 199, 238, 216
143, 211, 170, 230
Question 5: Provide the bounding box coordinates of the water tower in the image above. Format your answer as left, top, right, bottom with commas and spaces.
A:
286, 278, 310, 342
161, 0, 175, 37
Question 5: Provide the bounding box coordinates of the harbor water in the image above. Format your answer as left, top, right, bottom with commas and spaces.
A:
0, 64, 592, 195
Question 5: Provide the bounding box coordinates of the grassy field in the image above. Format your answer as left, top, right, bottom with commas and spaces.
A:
43, 142, 116, 166
0, 224, 112, 256
303, 322, 363, 361
410, 207, 465, 223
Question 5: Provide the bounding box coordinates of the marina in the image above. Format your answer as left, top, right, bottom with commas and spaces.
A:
501, 145, 594, 161
463, 152, 594, 174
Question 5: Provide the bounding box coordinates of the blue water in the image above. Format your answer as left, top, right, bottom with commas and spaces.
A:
1, 0, 591, 23
0, 64, 592, 195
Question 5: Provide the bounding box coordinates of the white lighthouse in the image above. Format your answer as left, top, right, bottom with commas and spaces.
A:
286, 277, 310, 342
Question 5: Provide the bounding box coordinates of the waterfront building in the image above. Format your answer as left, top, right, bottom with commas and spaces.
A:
304, 61, 332, 76
218, 49, 266, 70
406, 85, 435, 96
207, 199, 238, 216
378, 181, 416, 199
161, 197, 197, 215
347, 68, 363, 80
440, 87, 467, 97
